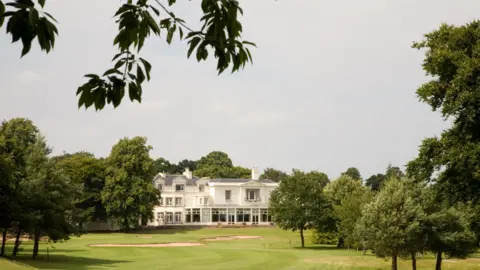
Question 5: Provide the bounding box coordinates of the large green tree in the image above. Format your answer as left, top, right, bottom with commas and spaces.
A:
0, 118, 40, 256
407, 21, 480, 204
0, 0, 256, 110
23, 138, 78, 260
52, 152, 107, 226
325, 175, 372, 249
269, 169, 333, 248
102, 137, 160, 232
358, 178, 424, 270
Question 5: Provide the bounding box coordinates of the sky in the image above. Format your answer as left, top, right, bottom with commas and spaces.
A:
1, 0, 479, 179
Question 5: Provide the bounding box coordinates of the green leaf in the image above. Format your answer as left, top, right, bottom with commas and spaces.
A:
160, 18, 170, 29
28, 8, 39, 25
136, 65, 145, 84
187, 37, 201, 58
178, 26, 184, 40
149, 5, 160, 16
242, 41, 256, 47
166, 24, 175, 44
84, 74, 100, 79
112, 52, 124, 61
103, 68, 121, 76
0, 2, 5, 27
139, 58, 151, 81
38, 0, 46, 8
142, 10, 160, 35
43, 12, 58, 23
114, 58, 126, 69
168, 0, 176, 6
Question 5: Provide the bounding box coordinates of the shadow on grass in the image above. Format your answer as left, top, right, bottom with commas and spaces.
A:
294, 245, 340, 251
3, 244, 86, 254
6, 254, 130, 270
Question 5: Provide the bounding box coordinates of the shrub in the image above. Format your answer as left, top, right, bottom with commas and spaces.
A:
310, 230, 337, 245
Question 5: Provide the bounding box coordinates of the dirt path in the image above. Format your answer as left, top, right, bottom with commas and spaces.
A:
201, 235, 262, 241
90, 242, 204, 247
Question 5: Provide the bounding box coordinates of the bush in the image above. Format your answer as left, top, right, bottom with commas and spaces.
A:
310, 230, 337, 245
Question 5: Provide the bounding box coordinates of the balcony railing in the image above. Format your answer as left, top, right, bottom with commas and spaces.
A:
245, 198, 261, 202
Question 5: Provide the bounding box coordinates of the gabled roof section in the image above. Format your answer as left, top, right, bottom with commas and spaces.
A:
208, 178, 276, 184
153, 174, 199, 186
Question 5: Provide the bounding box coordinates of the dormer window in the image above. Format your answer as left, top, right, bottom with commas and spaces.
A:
175, 185, 184, 191
157, 184, 163, 191
199, 185, 205, 192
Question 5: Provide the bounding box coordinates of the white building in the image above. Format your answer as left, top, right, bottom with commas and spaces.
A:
147, 167, 279, 226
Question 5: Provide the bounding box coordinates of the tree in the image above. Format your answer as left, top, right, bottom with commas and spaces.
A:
0, 118, 40, 256
407, 21, 480, 204
196, 151, 233, 169
260, 168, 288, 182
0, 0, 256, 110
52, 152, 107, 226
325, 175, 364, 248
177, 159, 197, 172
385, 164, 404, 179
326, 176, 372, 249
23, 138, 78, 260
341, 167, 362, 180
304, 171, 330, 188
102, 137, 160, 232
365, 173, 386, 192
358, 178, 424, 270
269, 169, 332, 248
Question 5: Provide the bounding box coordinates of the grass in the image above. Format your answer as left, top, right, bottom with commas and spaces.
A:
0, 227, 479, 270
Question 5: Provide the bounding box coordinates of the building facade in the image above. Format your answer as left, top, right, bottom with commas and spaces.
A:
147, 167, 279, 226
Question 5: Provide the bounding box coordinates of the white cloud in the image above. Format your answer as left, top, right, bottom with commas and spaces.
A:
15, 70, 41, 85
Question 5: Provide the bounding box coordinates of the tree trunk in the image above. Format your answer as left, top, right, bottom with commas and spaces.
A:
337, 237, 344, 248
363, 245, 367, 255
123, 218, 129, 233
391, 254, 398, 270
32, 230, 40, 260
12, 228, 21, 257
1, 227, 7, 257
435, 252, 442, 270
300, 227, 305, 248
411, 252, 417, 270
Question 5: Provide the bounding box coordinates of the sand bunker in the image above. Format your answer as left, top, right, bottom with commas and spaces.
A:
90, 242, 204, 247
135, 236, 152, 239
202, 235, 262, 241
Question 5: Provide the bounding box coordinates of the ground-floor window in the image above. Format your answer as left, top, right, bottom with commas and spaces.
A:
261, 209, 268, 222
227, 208, 235, 224
202, 208, 211, 223
192, 209, 201, 222
175, 212, 182, 223
166, 212, 173, 224
236, 208, 251, 223
185, 209, 192, 223
212, 208, 227, 222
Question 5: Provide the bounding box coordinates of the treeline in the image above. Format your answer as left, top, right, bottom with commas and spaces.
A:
269, 169, 480, 270
0, 118, 163, 259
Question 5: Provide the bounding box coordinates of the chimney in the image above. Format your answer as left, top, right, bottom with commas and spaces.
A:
183, 168, 192, 179
251, 166, 260, 180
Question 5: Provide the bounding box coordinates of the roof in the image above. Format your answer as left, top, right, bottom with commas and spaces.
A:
153, 175, 276, 185
209, 179, 276, 184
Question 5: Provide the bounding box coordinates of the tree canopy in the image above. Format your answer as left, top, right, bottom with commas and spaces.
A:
102, 136, 160, 232
407, 21, 480, 204
0, 0, 256, 110
269, 169, 333, 248
341, 167, 362, 180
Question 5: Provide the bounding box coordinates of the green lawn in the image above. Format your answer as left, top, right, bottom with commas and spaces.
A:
0, 227, 479, 270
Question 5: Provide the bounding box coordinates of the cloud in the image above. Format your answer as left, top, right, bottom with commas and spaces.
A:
15, 70, 41, 85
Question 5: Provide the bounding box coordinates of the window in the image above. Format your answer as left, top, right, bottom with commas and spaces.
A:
175, 185, 184, 191
199, 185, 205, 192
157, 184, 163, 191
225, 190, 231, 200
192, 209, 201, 222
199, 197, 203, 205
204, 197, 209, 205
175, 212, 182, 223
159, 198, 163, 205
166, 198, 173, 206
157, 212, 164, 222
175, 197, 182, 206
166, 212, 173, 224
246, 189, 260, 201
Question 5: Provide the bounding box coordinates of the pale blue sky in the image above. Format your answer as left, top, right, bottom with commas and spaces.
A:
1, 0, 478, 179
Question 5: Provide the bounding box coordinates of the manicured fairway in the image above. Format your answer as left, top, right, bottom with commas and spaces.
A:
0, 227, 479, 269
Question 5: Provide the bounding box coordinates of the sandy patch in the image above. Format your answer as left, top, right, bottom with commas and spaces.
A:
90, 242, 204, 247
136, 236, 152, 239
202, 235, 262, 241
